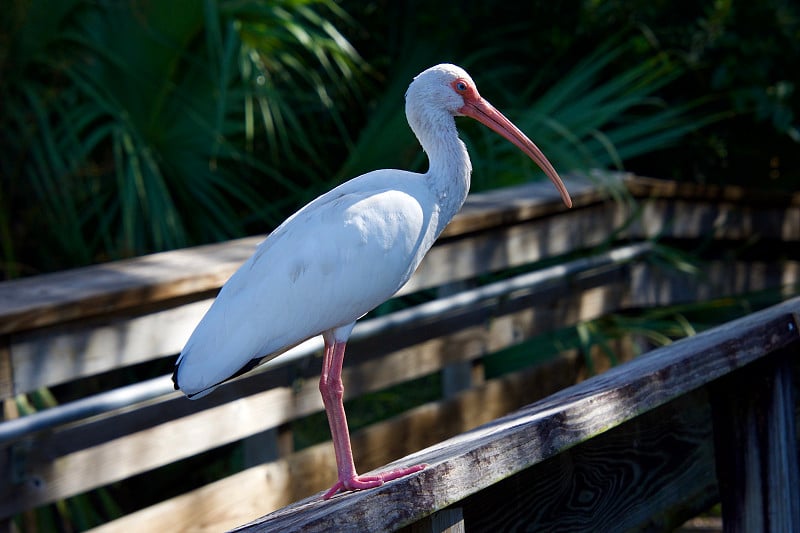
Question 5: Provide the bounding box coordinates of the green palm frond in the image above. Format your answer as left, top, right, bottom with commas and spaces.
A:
0, 0, 364, 276
333, 42, 709, 197
466, 43, 712, 191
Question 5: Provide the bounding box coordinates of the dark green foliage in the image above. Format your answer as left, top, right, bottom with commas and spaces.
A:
0, 0, 363, 278
5, 1, 798, 278
578, 1, 800, 186
4, 2, 800, 530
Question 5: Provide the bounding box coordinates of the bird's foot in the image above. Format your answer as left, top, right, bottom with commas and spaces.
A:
322, 463, 427, 500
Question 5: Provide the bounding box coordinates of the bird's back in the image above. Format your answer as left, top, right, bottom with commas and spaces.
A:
173, 170, 442, 397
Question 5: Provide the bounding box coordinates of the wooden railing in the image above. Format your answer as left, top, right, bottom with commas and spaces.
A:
235, 296, 800, 532
0, 173, 798, 531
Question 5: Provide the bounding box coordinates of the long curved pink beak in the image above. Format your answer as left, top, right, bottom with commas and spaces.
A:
460, 97, 572, 208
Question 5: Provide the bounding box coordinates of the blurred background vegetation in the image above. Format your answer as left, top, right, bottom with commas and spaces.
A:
3, 1, 799, 530
2, 0, 798, 280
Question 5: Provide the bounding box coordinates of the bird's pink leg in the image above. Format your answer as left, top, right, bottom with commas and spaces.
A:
319, 337, 426, 499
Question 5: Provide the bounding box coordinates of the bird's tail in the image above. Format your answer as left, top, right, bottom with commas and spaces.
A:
172, 352, 269, 400
171, 353, 217, 399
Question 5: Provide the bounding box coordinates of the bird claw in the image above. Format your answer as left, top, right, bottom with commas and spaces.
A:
322, 463, 427, 500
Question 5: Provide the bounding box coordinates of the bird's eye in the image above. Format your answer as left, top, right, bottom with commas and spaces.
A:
455, 81, 468, 92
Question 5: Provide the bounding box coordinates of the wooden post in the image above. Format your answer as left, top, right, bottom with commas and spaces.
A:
711, 342, 800, 533
0, 338, 14, 533
438, 281, 476, 399
407, 508, 465, 533
242, 425, 293, 468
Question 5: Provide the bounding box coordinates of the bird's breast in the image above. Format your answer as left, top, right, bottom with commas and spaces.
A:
175, 179, 443, 394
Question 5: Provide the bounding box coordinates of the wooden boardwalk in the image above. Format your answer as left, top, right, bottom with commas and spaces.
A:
0, 173, 798, 531
235, 297, 800, 531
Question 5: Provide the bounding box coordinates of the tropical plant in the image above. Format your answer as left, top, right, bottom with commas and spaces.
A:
336, 40, 709, 195
0, 0, 363, 279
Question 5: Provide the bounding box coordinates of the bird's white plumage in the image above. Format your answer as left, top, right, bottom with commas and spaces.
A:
174, 65, 478, 397
173, 62, 572, 498
173, 63, 571, 406
175, 169, 445, 395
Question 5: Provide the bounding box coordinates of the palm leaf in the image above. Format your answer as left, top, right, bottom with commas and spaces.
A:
464, 45, 710, 190
1, 0, 366, 275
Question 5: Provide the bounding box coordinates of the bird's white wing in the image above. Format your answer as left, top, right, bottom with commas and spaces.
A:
175, 170, 440, 395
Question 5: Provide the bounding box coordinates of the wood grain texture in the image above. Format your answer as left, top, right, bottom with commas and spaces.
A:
2, 261, 796, 515
711, 346, 800, 533
0, 176, 798, 528
6, 255, 797, 397
232, 298, 800, 532
625, 176, 800, 207
0, 175, 601, 336
8, 299, 212, 393
87, 349, 595, 533
0, 284, 628, 517
0, 237, 260, 336
2, 173, 796, 336
407, 509, 465, 533
446, 389, 719, 532
0, 268, 627, 516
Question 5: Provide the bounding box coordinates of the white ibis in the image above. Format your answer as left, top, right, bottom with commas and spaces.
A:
173, 63, 572, 499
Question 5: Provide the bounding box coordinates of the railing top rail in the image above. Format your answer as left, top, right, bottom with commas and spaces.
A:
0, 174, 608, 337
3, 173, 796, 337
234, 296, 800, 532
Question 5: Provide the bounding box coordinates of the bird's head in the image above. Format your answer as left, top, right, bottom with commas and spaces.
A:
406, 63, 572, 208
405, 63, 479, 117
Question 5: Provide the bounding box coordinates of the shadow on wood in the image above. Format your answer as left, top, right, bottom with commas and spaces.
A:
0, 175, 798, 531
233, 300, 800, 532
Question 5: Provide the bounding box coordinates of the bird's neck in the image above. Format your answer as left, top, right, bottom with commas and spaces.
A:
411, 110, 472, 232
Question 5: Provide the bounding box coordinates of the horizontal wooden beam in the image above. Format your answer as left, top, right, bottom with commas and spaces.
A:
232, 298, 799, 531
0, 253, 639, 515
5, 180, 799, 396
2, 257, 798, 515
625, 176, 800, 207
0, 175, 603, 336
447, 388, 720, 531
86, 345, 620, 533
3, 204, 628, 394
2, 173, 797, 337
5, 250, 797, 398
0, 243, 645, 437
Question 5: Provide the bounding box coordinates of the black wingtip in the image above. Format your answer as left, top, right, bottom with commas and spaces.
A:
172, 355, 267, 399
171, 364, 180, 391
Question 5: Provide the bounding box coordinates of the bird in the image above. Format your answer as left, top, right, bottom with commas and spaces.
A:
172, 63, 572, 500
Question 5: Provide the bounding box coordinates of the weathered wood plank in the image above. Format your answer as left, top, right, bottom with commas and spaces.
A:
1, 243, 651, 445
8, 300, 212, 394
633, 198, 800, 242
0, 384, 291, 518
232, 298, 800, 532
711, 344, 800, 533
87, 345, 605, 533
626, 176, 800, 207
0, 237, 259, 336
3, 257, 798, 514
3, 211, 623, 395
6, 255, 797, 397
2, 173, 797, 337
436, 173, 613, 236
442, 389, 719, 532
0, 176, 602, 336
408, 508, 465, 533
628, 260, 800, 309
400, 201, 616, 295
0, 267, 633, 515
